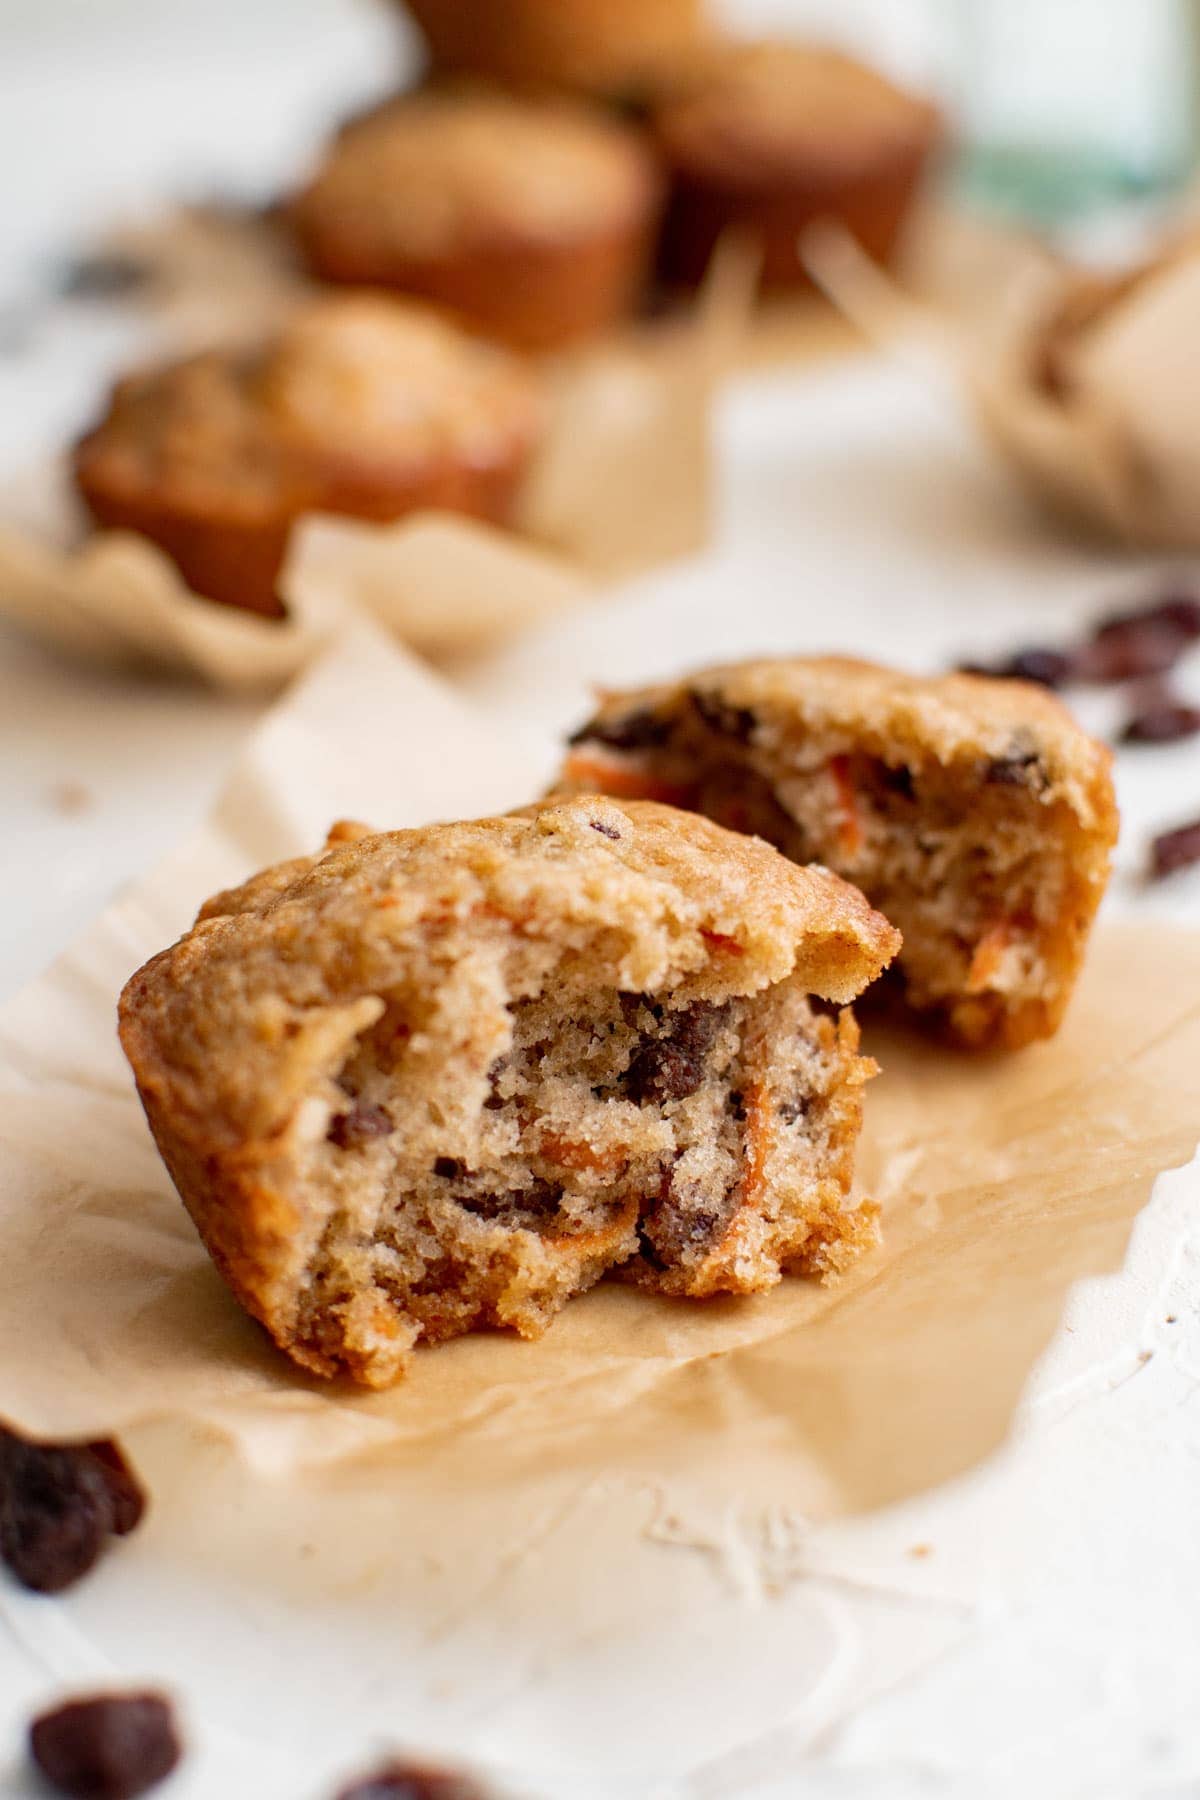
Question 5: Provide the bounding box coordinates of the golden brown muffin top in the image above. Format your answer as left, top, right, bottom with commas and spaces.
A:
297, 90, 663, 259
123, 796, 900, 1148
75, 295, 543, 513
653, 40, 940, 186
569, 657, 1117, 837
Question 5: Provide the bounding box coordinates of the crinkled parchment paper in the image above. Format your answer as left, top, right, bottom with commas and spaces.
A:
805, 220, 1200, 550
0, 621, 1198, 1529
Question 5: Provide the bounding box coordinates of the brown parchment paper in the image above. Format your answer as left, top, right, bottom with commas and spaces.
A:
0, 620, 1197, 1523
0, 206, 737, 690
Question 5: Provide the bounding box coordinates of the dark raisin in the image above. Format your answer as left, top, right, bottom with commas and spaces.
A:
688, 688, 758, 742
1119, 689, 1200, 745
29, 1693, 181, 1800
327, 1103, 394, 1149
624, 1002, 729, 1106
81, 1441, 146, 1538
0, 1427, 147, 1594
458, 1181, 561, 1223
433, 1157, 463, 1180
984, 749, 1048, 789
1076, 610, 1193, 684
567, 707, 672, 751
878, 762, 915, 800
958, 648, 1074, 689
638, 1164, 732, 1267
589, 818, 621, 840
1149, 818, 1200, 879
334, 1760, 489, 1800
777, 1096, 810, 1124
1146, 593, 1200, 638
726, 1089, 746, 1121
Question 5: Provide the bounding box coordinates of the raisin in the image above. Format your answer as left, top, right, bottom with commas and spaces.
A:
29, 1693, 181, 1800
624, 1002, 729, 1105
433, 1157, 463, 1180
567, 707, 672, 750
777, 1096, 810, 1124
334, 1761, 489, 1800
81, 1441, 146, 1538
1077, 607, 1195, 683
957, 648, 1074, 689
327, 1103, 394, 1149
458, 1181, 561, 1223
638, 1164, 732, 1267
1149, 818, 1200, 879
1147, 593, 1200, 638
1119, 690, 1200, 745
0, 1428, 145, 1594
985, 749, 1048, 789
878, 762, 915, 800
688, 688, 758, 742
589, 818, 622, 840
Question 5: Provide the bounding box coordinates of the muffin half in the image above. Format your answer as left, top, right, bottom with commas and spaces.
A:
119, 799, 899, 1385
73, 295, 543, 617
558, 659, 1118, 1049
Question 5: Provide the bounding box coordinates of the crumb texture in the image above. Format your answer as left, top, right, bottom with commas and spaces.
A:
558, 657, 1118, 1049
119, 798, 897, 1385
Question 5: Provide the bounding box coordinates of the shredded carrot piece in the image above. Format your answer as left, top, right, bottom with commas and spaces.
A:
538, 1131, 628, 1174
827, 755, 864, 859
701, 928, 745, 957
560, 752, 693, 806
967, 922, 1013, 992
740, 1082, 772, 1201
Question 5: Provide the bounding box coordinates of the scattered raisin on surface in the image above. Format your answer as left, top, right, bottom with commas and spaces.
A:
958, 648, 1074, 689
1119, 689, 1200, 745
327, 1102, 394, 1149
0, 1427, 146, 1594
1076, 617, 1190, 684
624, 1001, 729, 1106
567, 707, 672, 750
29, 1692, 181, 1800
335, 1762, 490, 1800
688, 688, 759, 742
1149, 818, 1200, 880
589, 817, 622, 840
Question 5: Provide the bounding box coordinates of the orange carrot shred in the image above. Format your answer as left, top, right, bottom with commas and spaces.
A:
827, 755, 864, 859
967, 922, 1013, 992
560, 752, 694, 807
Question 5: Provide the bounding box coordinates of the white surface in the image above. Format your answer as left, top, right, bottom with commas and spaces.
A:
3, 10, 1200, 1800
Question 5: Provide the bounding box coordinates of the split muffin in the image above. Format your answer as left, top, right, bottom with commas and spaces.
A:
651, 40, 941, 289
119, 799, 899, 1386
293, 89, 665, 352
401, 0, 709, 98
73, 294, 543, 617
557, 659, 1118, 1050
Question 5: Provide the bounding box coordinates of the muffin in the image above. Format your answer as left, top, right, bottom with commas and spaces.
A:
119, 799, 899, 1386
401, 0, 709, 98
556, 658, 1118, 1050
293, 90, 665, 352
650, 40, 941, 290
72, 295, 543, 618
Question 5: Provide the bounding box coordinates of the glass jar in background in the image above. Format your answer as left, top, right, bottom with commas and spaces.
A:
944, 0, 1200, 225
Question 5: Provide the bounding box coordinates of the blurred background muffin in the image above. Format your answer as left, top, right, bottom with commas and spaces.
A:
650, 40, 941, 291
293, 88, 664, 351
73, 294, 544, 617
400, 0, 711, 98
